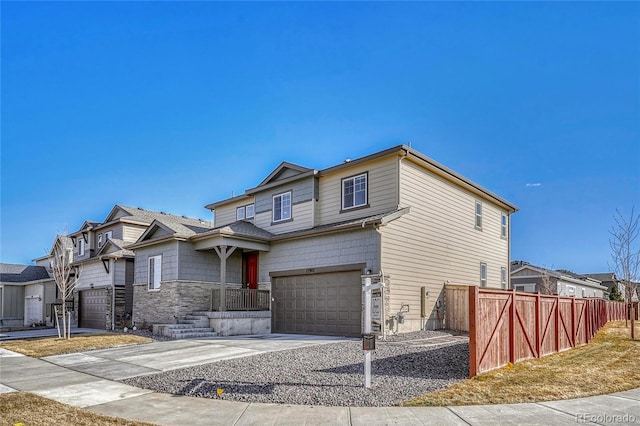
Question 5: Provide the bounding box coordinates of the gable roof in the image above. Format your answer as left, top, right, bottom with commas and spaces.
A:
584, 273, 618, 282
0, 263, 50, 283
94, 238, 134, 258
134, 214, 214, 245
205, 145, 518, 213
256, 161, 314, 187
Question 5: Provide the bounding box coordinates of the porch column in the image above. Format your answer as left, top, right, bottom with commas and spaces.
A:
213, 245, 236, 311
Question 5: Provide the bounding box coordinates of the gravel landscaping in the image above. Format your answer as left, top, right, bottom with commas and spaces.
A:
121, 330, 469, 407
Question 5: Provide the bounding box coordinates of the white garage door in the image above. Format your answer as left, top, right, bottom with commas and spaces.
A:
272, 270, 362, 337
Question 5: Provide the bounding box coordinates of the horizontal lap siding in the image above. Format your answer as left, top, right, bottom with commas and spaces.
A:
76, 261, 112, 291
134, 241, 179, 284
381, 158, 510, 330
214, 198, 254, 227
255, 200, 314, 234
318, 155, 399, 226
122, 224, 146, 243
261, 228, 380, 283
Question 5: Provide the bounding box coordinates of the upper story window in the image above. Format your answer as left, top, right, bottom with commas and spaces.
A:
148, 255, 162, 291
342, 173, 368, 210
501, 267, 507, 290
237, 204, 255, 221
501, 213, 507, 238
98, 234, 103, 247
480, 262, 487, 287
246, 204, 255, 219
78, 239, 85, 256
273, 192, 292, 222
475, 201, 483, 230
104, 231, 112, 241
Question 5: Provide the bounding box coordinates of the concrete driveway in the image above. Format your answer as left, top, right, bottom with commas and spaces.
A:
42, 334, 355, 380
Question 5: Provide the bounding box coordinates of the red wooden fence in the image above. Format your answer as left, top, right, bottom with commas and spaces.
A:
468, 287, 627, 377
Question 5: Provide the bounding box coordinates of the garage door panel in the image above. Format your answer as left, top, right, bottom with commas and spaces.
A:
272, 270, 362, 337
80, 290, 107, 329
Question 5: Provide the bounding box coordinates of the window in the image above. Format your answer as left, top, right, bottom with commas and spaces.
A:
78, 239, 85, 256
104, 231, 112, 241
246, 204, 255, 219
501, 214, 507, 238
567, 285, 575, 297
480, 263, 487, 287
342, 173, 367, 210
236, 206, 245, 220
475, 201, 483, 229
148, 255, 162, 290
98, 234, 103, 247
581, 288, 586, 298
501, 267, 507, 290
273, 192, 291, 222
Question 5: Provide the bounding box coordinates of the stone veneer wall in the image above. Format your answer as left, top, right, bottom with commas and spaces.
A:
133, 280, 239, 326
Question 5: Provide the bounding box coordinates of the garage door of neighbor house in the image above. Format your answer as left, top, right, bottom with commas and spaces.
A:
80, 289, 107, 329
272, 270, 362, 337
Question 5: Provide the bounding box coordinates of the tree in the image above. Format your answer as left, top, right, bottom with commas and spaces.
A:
538, 266, 556, 295
609, 207, 639, 338
609, 283, 624, 301
51, 236, 79, 339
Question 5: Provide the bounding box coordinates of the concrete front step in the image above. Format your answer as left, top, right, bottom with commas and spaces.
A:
153, 323, 218, 339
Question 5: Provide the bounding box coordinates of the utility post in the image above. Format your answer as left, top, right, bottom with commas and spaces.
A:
362, 274, 385, 389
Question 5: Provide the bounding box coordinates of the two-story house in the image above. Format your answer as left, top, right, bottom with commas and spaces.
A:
131, 145, 518, 337
510, 261, 607, 298
68, 205, 211, 330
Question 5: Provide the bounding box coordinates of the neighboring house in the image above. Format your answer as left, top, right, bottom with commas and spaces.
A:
67, 205, 211, 330
510, 261, 607, 298
131, 145, 518, 336
584, 273, 639, 302
0, 263, 55, 327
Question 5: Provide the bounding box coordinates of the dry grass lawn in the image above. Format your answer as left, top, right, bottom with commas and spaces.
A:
404, 321, 640, 406
0, 392, 154, 426
0, 334, 152, 358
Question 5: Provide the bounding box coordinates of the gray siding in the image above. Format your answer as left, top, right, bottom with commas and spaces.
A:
76, 260, 112, 291
379, 157, 511, 331
134, 241, 180, 285
318, 154, 399, 226
259, 228, 381, 283
114, 260, 126, 285
251, 177, 317, 234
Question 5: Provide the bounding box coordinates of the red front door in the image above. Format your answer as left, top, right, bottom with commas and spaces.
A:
246, 252, 258, 290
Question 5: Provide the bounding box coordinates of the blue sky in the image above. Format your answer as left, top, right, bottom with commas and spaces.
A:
2, 2, 639, 274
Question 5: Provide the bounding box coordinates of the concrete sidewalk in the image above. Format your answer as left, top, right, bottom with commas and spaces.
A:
1, 347, 639, 425
0, 326, 107, 341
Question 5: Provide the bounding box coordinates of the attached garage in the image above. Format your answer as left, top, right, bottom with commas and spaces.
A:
79, 289, 107, 329
272, 269, 363, 337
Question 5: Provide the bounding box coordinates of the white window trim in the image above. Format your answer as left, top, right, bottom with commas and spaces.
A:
98, 233, 103, 247
480, 262, 487, 287
104, 231, 112, 241
78, 239, 85, 256
246, 204, 255, 219
501, 267, 507, 290
341, 173, 368, 211
272, 191, 292, 223
475, 201, 483, 230
148, 255, 162, 291
501, 213, 507, 239
236, 206, 245, 220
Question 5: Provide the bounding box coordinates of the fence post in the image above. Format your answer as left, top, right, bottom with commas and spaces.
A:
509, 289, 516, 364
535, 293, 541, 358
554, 295, 560, 352
571, 297, 576, 347
469, 285, 479, 378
